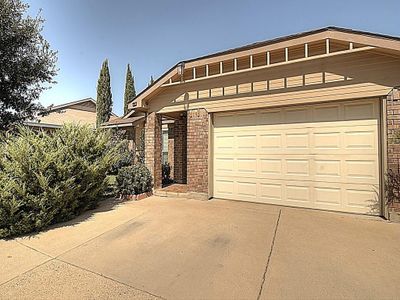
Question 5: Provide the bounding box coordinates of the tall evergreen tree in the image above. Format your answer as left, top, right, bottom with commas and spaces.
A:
148, 76, 155, 87
96, 59, 112, 127
123, 64, 136, 115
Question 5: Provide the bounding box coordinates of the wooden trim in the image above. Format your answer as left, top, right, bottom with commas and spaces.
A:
157, 84, 391, 114
326, 38, 330, 54
131, 28, 400, 110
208, 112, 213, 199
381, 97, 389, 218
162, 46, 375, 87
183, 30, 400, 69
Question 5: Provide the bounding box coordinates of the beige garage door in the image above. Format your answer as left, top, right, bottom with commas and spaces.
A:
213, 99, 380, 215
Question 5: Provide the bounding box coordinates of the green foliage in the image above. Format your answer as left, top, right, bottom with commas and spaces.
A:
386, 169, 400, 205
147, 75, 155, 87
391, 130, 400, 144
110, 136, 135, 175
136, 128, 145, 164
0, 0, 57, 130
123, 64, 136, 115
0, 124, 123, 238
96, 59, 113, 127
116, 164, 153, 196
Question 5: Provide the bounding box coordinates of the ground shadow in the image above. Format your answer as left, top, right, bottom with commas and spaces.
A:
10, 197, 129, 240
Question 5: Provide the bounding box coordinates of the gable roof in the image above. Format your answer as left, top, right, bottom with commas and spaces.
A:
127, 26, 400, 115
47, 97, 118, 117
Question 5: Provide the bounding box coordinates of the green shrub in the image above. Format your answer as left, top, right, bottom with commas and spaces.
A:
0, 124, 123, 238
108, 130, 134, 175
116, 164, 153, 196
385, 169, 400, 206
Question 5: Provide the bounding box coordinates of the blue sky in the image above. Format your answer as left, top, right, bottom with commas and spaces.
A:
26, 0, 400, 116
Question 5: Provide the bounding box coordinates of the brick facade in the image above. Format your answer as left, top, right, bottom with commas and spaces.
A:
387, 90, 400, 173
145, 112, 162, 189
187, 109, 209, 194
173, 114, 187, 183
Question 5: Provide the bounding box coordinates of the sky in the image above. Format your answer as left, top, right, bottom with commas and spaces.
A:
25, 0, 400, 116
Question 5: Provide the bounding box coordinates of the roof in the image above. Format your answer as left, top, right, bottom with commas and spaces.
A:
47, 97, 118, 117
24, 121, 62, 129
101, 116, 145, 128
128, 26, 400, 112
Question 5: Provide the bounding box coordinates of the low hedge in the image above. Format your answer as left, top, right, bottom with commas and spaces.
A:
0, 124, 124, 238
116, 164, 153, 197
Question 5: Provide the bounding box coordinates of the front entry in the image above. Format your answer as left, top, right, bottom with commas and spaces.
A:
213, 99, 380, 215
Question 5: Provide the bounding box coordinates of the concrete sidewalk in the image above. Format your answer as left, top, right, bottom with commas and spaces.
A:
1, 196, 399, 299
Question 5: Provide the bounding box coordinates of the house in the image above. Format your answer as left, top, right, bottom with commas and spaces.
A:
25, 97, 118, 130
111, 27, 400, 218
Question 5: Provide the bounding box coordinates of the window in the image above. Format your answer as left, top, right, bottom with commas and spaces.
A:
162, 129, 168, 164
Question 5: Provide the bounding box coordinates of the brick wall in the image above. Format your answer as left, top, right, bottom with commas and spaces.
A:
174, 114, 187, 183
187, 109, 209, 194
387, 94, 400, 173
167, 123, 174, 180
145, 112, 162, 189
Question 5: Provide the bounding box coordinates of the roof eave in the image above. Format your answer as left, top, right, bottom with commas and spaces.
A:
129, 26, 400, 108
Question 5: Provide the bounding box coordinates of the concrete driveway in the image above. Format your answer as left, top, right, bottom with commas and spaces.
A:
1, 196, 400, 300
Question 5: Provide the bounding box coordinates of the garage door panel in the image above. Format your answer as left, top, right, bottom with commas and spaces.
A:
343, 129, 376, 150
259, 183, 283, 203
214, 179, 235, 197
213, 99, 380, 215
286, 185, 311, 203
259, 133, 283, 150
285, 159, 310, 176
236, 134, 257, 153
343, 185, 380, 214
345, 158, 378, 183
285, 132, 310, 150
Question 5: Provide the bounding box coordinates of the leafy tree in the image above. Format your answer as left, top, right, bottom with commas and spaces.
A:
96, 59, 112, 127
0, 0, 57, 130
148, 75, 155, 87
123, 64, 136, 115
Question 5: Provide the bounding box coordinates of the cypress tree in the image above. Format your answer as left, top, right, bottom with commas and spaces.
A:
123, 64, 136, 115
96, 59, 112, 127
148, 75, 155, 87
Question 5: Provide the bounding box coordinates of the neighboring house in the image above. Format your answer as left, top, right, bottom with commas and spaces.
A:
110, 27, 400, 218
25, 97, 118, 130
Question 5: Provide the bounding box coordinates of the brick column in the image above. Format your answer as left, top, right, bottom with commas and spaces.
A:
167, 123, 175, 180
387, 94, 400, 172
145, 112, 162, 189
187, 109, 209, 195
174, 114, 187, 183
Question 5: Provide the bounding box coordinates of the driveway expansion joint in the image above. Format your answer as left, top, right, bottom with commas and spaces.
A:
16, 240, 54, 259
257, 208, 281, 300
56, 257, 166, 300
0, 258, 55, 288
